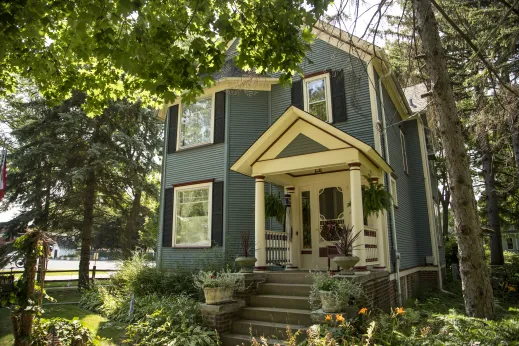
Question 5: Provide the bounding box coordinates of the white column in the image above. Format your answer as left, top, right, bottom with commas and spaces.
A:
254, 176, 267, 270
286, 187, 299, 269
349, 162, 367, 270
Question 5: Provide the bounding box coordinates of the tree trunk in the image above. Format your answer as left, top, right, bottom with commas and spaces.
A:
11, 249, 37, 346
480, 133, 504, 265
78, 169, 96, 289
123, 190, 142, 258
413, 0, 495, 318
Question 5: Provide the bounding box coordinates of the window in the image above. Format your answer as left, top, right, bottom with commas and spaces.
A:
390, 177, 398, 207
507, 238, 514, 250
173, 182, 212, 247
178, 96, 214, 149
303, 73, 333, 122
400, 129, 409, 173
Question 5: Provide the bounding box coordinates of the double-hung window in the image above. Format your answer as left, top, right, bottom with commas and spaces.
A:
400, 129, 409, 174
303, 73, 333, 122
173, 182, 212, 247
178, 96, 214, 149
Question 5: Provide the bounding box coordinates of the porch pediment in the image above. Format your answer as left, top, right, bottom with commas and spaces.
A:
231, 106, 392, 183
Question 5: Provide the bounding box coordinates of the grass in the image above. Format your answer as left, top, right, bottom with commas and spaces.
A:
0, 290, 126, 346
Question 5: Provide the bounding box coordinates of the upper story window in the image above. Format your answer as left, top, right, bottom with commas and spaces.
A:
400, 129, 409, 174
173, 182, 212, 247
303, 73, 333, 122
178, 96, 214, 149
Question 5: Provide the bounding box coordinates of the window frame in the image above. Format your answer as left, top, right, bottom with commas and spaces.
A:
176, 94, 215, 151
400, 128, 409, 174
390, 176, 398, 208
302, 73, 333, 123
172, 181, 213, 248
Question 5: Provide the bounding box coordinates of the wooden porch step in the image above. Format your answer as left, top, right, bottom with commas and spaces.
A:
258, 283, 311, 297
241, 307, 312, 325
265, 272, 313, 285
250, 294, 311, 310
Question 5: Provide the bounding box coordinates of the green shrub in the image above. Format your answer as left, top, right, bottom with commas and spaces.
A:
79, 285, 201, 324
308, 271, 369, 310
32, 318, 93, 345
124, 309, 217, 346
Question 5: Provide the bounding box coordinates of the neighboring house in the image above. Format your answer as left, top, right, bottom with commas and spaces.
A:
502, 229, 519, 253
50, 235, 77, 259
156, 22, 445, 313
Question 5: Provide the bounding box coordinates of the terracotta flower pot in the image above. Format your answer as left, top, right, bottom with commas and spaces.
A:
332, 255, 360, 273
203, 287, 234, 305
319, 290, 343, 313
235, 256, 257, 273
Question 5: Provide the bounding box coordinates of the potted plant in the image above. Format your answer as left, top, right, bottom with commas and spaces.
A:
194, 269, 245, 305
265, 192, 285, 224
308, 271, 367, 314
361, 174, 392, 219
331, 224, 362, 273
235, 232, 257, 273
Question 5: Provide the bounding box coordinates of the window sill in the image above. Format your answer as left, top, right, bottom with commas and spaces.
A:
172, 246, 212, 249
176, 142, 214, 152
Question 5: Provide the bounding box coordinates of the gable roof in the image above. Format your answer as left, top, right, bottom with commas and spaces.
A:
231, 106, 393, 179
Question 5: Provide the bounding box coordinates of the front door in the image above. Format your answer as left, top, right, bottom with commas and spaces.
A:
299, 179, 349, 270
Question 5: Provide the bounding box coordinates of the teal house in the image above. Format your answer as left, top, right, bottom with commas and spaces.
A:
156, 22, 445, 309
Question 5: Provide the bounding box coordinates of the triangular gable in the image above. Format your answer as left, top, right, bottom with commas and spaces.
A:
231, 106, 393, 177
276, 134, 329, 159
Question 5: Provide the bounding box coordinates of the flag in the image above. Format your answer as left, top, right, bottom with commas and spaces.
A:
0, 149, 6, 202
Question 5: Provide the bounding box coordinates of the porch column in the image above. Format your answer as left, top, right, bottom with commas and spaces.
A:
286, 187, 299, 269
348, 162, 367, 271
254, 175, 267, 270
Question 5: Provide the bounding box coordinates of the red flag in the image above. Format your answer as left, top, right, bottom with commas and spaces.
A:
0, 149, 6, 201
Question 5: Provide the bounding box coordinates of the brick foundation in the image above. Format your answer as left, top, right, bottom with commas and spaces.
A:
200, 300, 245, 334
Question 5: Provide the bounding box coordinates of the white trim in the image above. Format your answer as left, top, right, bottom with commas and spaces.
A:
172, 181, 213, 248
176, 95, 215, 151
390, 176, 398, 207
367, 62, 382, 154
302, 72, 333, 123
400, 129, 409, 174
389, 265, 443, 280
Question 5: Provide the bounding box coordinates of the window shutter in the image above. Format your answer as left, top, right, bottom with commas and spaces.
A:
167, 105, 179, 154
162, 187, 174, 247
214, 91, 226, 144
211, 181, 224, 247
331, 69, 347, 123
291, 79, 304, 110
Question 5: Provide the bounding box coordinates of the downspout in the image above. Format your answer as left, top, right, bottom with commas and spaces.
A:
378, 67, 402, 307
223, 91, 231, 252
156, 111, 170, 269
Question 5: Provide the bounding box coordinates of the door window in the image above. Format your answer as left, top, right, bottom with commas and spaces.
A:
318, 187, 344, 242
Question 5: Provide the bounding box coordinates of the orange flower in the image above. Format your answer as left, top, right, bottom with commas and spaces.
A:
335, 314, 345, 322
508, 285, 517, 292
325, 315, 332, 321
395, 307, 405, 315
358, 307, 368, 315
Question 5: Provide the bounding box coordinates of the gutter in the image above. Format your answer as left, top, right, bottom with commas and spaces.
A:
378, 68, 402, 307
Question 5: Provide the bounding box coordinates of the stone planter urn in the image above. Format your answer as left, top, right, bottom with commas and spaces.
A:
332, 255, 360, 273
204, 287, 234, 305
319, 290, 343, 313
235, 257, 257, 273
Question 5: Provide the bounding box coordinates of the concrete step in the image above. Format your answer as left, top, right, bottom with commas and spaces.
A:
265, 272, 313, 285
250, 294, 311, 310
232, 319, 307, 342
258, 283, 311, 297
221, 333, 287, 346
241, 307, 312, 325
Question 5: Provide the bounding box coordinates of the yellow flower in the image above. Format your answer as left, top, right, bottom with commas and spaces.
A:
508, 285, 516, 292
358, 307, 368, 315
395, 307, 405, 315
335, 314, 345, 322
325, 315, 332, 321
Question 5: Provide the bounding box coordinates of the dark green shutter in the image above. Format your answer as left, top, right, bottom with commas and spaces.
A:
212, 181, 224, 247
331, 69, 347, 123
167, 105, 179, 153
291, 79, 304, 110
214, 91, 226, 144
162, 187, 174, 247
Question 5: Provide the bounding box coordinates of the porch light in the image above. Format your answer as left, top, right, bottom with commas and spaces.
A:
283, 194, 291, 207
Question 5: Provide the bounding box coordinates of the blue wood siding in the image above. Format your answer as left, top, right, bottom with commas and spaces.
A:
271, 39, 374, 146
277, 134, 329, 158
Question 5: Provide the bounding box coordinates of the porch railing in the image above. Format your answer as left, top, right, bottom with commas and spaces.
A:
364, 226, 379, 264
265, 231, 290, 265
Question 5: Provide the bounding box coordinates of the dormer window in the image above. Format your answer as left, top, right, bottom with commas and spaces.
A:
178, 96, 214, 149
303, 73, 333, 122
